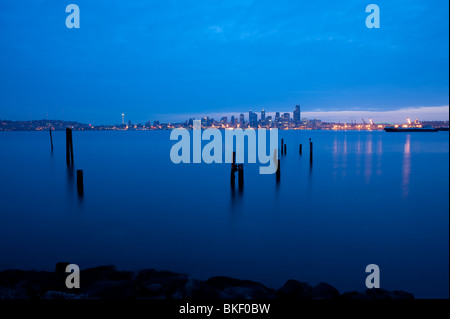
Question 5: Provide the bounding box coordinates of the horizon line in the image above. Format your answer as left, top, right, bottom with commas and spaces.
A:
2, 105, 449, 125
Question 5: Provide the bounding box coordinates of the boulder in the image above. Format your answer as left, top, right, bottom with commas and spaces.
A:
277, 280, 314, 299
312, 282, 340, 299
205, 276, 276, 299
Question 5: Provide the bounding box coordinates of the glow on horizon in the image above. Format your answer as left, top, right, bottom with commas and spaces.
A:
151, 106, 449, 124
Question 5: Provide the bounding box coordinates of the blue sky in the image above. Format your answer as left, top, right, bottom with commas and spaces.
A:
0, 0, 448, 124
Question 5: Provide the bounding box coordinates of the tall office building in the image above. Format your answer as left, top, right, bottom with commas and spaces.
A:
221, 116, 227, 124
261, 109, 265, 122
275, 112, 280, 124
230, 115, 235, 125
293, 105, 301, 125
240, 113, 245, 126
249, 110, 258, 127
283, 113, 290, 123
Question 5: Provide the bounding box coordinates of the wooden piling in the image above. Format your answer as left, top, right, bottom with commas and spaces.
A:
231, 151, 237, 187
66, 128, 71, 165
309, 139, 313, 164
77, 169, 83, 194
299, 144, 302, 155
238, 164, 244, 189
276, 158, 280, 181
66, 127, 74, 166
281, 139, 284, 155
49, 129, 53, 151
284, 144, 286, 155
69, 129, 74, 164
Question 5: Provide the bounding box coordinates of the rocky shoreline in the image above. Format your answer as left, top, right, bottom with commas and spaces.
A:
0, 264, 414, 299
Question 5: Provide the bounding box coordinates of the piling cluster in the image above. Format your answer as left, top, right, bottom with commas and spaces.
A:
230, 137, 314, 188
50, 128, 84, 197
230, 151, 244, 190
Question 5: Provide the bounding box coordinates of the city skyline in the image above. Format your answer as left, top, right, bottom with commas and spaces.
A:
1, 104, 448, 126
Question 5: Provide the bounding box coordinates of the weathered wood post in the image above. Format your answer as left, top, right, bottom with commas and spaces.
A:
238, 164, 244, 189
66, 127, 74, 166
299, 144, 302, 155
284, 144, 287, 155
77, 169, 83, 194
66, 128, 71, 165
309, 138, 313, 164
276, 157, 280, 182
69, 128, 74, 164
281, 139, 284, 155
231, 151, 237, 187
49, 129, 53, 151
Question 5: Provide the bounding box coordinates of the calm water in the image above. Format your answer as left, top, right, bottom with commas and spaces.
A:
0, 130, 448, 298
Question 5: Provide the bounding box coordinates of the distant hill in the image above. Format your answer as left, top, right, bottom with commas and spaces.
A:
0, 119, 91, 131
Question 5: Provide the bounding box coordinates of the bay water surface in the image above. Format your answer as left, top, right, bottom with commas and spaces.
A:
0, 130, 448, 298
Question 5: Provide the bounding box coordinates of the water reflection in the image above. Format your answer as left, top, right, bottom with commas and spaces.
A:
230, 185, 244, 213
402, 134, 411, 198
67, 164, 74, 193
376, 136, 383, 175
342, 135, 347, 177
364, 134, 373, 183
332, 135, 338, 180
356, 135, 361, 176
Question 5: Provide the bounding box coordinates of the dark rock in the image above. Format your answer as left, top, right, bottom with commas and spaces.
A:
0, 270, 28, 287
0, 265, 415, 300
55, 262, 71, 273
312, 282, 340, 299
389, 290, 414, 300
205, 276, 276, 299
277, 280, 314, 299
342, 289, 414, 300
0, 270, 59, 299
365, 288, 414, 300
84, 280, 135, 299
44, 291, 89, 299
134, 269, 188, 298
82, 265, 134, 287
180, 279, 219, 299
341, 291, 372, 299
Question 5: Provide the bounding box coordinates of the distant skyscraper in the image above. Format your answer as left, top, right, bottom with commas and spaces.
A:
293, 105, 301, 125
261, 109, 265, 122
230, 115, 235, 125
121, 113, 125, 125
249, 110, 258, 127
221, 116, 227, 124
283, 113, 290, 123
275, 112, 280, 124
201, 116, 209, 126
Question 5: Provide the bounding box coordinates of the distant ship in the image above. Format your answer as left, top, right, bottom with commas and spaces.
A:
384, 127, 438, 132
384, 118, 440, 132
